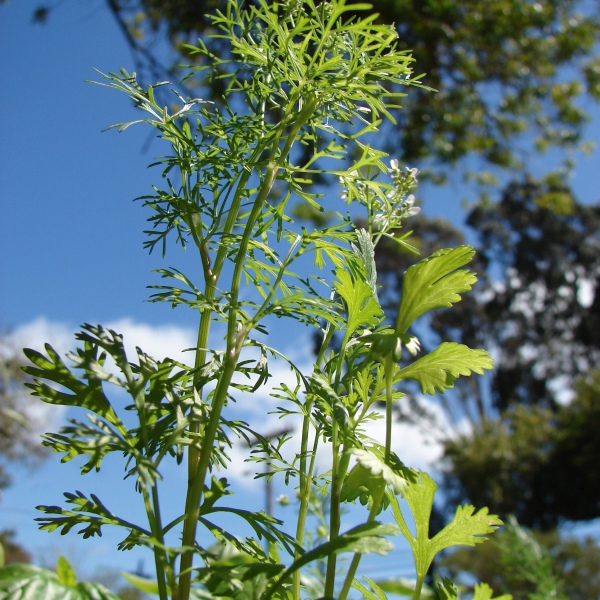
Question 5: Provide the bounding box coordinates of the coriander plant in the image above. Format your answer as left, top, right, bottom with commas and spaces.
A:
17, 0, 510, 598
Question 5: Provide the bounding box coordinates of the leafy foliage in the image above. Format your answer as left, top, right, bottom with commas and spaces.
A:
438, 517, 600, 599
0, 557, 120, 600
17, 0, 502, 598
444, 371, 600, 529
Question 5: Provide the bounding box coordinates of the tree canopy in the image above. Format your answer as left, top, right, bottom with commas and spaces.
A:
444, 371, 600, 529
31, 0, 600, 183
0, 339, 47, 492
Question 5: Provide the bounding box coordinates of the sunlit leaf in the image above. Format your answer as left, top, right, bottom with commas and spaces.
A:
352, 576, 389, 600
0, 562, 120, 600
342, 449, 413, 511
397, 343, 493, 395
436, 578, 459, 600
376, 577, 436, 598
396, 246, 477, 333
334, 267, 382, 338
56, 556, 76, 587
472, 582, 513, 600
390, 473, 502, 583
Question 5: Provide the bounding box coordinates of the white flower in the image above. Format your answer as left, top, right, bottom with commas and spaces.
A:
390, 158, 399, 170
407, 167, 419, 183
404, 335, 421, 356
403, 194, 420, 217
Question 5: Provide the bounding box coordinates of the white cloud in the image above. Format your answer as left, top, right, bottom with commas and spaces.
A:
105, 317, 197, 365
219, 347, 447, 487
7, 316, 74, 357
4, 318, 75, 433
9, 316, 199, 365
6, 317, 198, 435
7, 318, 447, 488
363, 406, 445, 471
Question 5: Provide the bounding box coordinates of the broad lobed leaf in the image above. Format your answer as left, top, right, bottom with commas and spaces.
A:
396, 246, 477, 334
390, 472, 502, 585
397, 342, 493, 395
334, 267, 382, 339
472, 583, 513, 600
431, 504, 503, 555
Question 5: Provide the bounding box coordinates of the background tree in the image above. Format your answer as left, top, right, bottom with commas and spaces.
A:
29, 0, 600, 185
0, 336, 49, 569
439, 517, 600, 600
374, 178, 600, 528
0, 531, 32, 566
0, 336, 47, 493
381, 176, 600, 411
443, 371, 600, 529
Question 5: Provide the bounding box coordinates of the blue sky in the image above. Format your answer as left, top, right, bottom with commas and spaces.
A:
2, 0, 600, 589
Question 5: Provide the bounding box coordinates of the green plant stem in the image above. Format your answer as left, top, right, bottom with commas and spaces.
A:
177, 163, 253, 600
383, 355, 394, 462
140, 484, 169, 600
338, 485, 385, 600
119, 357, 170, 599
177, 98, 317, 600
177, 193, 272, 599
413, 576, 425, 600
324, 328, 356, 597
324, 441, 352, 597
292, 323, 335, 598
292, 416, 320, 599
338, 356, 395, 600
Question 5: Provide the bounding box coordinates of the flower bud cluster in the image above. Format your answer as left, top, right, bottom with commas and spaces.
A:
339, 170, 365, 203
338, 160, 420, 231
375, 159, 420, 230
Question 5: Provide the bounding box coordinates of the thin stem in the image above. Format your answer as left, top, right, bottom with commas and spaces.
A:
293, 323, 336, 597
141, 484, 169, 600
178, 174, 275, 598
119, 355, 170, 599
292, 414, 320, 599
178, 157, 254, 600
338, 486, 384, 600
177, 97, 317, 599
384, 355, 394, 462
413, 576, 425, 600
324, 440, 352, 597
324, 417, 340, 597
324, 329, 355, 597
338, 357, 395, 600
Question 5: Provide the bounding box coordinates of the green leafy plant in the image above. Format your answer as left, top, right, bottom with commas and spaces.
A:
14, 0, 508, 598
0, 552, 120, 600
